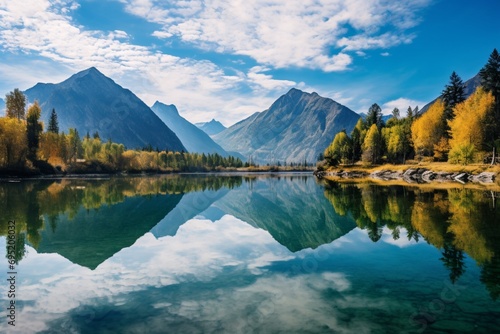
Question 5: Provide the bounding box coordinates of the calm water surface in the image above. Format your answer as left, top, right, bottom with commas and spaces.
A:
0, 174, 499, 333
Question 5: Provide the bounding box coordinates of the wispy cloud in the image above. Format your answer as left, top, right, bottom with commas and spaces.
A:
0, 0, 296, 124
123, 0, 430, 72
382, 97, 426, 116
0, 0, 432, 125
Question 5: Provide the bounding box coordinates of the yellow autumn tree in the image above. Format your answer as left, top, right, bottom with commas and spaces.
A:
411, 99, 446, 158
448, 87, 495, 164
0, 117, 28, 168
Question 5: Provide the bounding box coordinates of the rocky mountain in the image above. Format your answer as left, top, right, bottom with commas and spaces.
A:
24, 67, 185, 151
213, 88, 360, 163
420, 72, 482, 114
151, 101, 228, 156
195, 119, 226, 136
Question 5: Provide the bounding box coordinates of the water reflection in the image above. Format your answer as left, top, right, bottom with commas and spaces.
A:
0, 175, 499, 333
211, 175, 356, 251
323, 180, 500, 300
0, 175, 242, 268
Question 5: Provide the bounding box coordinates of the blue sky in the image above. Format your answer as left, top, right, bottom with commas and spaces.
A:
0, 0, 499, 126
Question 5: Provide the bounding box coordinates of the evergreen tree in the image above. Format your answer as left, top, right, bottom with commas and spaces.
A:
26, 101, 43, 161
406, 106, 414, 120
479, 48, 500, 161
392, 107, 400, 120
5, 88, 26, 120
366, 103, 383, 128
480, 49, 500, 103
441, 71, 466, 122
48, 108, 59, 134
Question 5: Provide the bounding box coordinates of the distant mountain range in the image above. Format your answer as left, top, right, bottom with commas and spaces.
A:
358, 112, 392, 123
0, 98, 4, 113
195, 119, 226, 136
213, 88, 360, 163
151, 101, 229, 156
14, 67, 484, 162
420, 72, 482, 114
24, 67, 185, 152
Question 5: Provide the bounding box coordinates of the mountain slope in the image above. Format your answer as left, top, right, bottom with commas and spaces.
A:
24, 67, 185, 151
151, 101, 228, 156
420, 72, 482, 114
0, 98, 4, 114
213, 88, 360, 163
195, 119, 226, 136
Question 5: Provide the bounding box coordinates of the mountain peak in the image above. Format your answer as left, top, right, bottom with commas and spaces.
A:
152, 101, 179, 115
69, 67, 107, 82
24, 68, 186, 152
286, 88, 305, 96
195, 118, 227, 136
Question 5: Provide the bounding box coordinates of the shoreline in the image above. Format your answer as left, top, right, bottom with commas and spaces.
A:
314, 165, 499, 188
0, 169, 315, 181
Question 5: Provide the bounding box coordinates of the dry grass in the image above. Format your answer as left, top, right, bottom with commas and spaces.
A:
328, 161, 500, 174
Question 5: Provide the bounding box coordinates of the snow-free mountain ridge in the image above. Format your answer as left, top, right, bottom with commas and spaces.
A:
213, 88, 360, 163
24, 67, 185, 152
151, 101, 229, 156
195, 119, 227, 136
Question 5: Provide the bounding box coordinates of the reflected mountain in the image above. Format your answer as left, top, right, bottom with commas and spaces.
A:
0, 175, 242, 269
321, 180, 500, 300
213, 175, 357, 252
38, 193, 182, 269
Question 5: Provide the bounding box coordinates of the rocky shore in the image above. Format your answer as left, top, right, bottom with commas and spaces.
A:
314, 168, 496, 184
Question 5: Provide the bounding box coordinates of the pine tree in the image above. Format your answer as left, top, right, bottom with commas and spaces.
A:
48, 108, 59, 134
366, 103, 383, 128
5, 88, 26, 120
441, 71, 465, 122
479, 48, 500, 162
392, 107, 400, 120
26, 101, 43, 161
480, 49, 500, 103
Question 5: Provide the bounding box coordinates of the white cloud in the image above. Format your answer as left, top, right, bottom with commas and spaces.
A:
0, 0, 296, 125
382, 97, 426, 116
247, 66, 297, 91
121, 0, 430, 72
0, 0, 432, 125
381, 52, 390, 57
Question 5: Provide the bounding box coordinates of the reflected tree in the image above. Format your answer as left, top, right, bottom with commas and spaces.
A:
440, 240, 466, 283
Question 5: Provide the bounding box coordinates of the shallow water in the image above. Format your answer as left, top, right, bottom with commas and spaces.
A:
0, 174, 499, 333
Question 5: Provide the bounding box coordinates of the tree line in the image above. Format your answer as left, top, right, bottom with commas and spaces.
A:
0, 92, 247, 173
323, 49, 500, 167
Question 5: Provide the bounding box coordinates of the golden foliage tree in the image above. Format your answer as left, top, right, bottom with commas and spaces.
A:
448, 87, 495, 164
0, 117, 27, 168
411, 99, 446, 158
362, 124, 383, 164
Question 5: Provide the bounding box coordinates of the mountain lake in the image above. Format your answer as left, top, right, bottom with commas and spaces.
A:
0, 174, 499, 333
